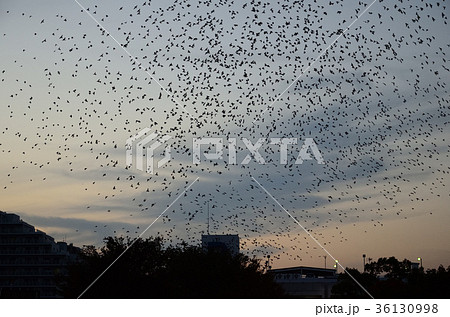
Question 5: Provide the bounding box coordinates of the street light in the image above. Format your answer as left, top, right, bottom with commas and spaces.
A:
418, 257, 422, 268
334, 260, 339, 273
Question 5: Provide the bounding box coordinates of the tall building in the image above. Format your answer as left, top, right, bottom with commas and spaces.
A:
201, 234, 239, 256
0, 211, 79, 298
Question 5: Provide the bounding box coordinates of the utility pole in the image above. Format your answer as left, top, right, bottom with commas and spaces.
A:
265, 255, 271, 272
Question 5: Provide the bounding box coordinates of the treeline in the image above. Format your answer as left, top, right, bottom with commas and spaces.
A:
332, 256, 450, 298
60, 237, 449, 298
60, 236, 284, 298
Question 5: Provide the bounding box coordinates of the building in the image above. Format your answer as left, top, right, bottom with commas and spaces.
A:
0, 211, 79, 298
269, 266, 337, 298
201, 234, 239, 256
410, 262, 420, 270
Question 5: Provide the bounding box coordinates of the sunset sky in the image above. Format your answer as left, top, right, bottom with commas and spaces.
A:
1, 0, 449, 271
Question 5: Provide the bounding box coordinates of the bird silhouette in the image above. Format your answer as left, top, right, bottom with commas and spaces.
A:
0, 0, 448, 267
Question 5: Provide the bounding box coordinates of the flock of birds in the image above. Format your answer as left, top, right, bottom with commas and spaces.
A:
0, 0, 448, 266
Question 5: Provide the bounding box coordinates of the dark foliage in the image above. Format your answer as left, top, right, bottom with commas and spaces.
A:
61, 236, 284, 298
332, 257, 450, 298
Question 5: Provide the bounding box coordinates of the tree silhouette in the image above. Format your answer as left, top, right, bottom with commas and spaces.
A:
331, 268, 377, 298
61, 236, 284, 298
364, 256, 412, 279
332, 257, 450, 298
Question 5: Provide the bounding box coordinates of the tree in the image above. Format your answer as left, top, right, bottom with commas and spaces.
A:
332, 257, 450, 298
331, 268, 377, 298
364, 256, 412, 279
61, 236, 284, 298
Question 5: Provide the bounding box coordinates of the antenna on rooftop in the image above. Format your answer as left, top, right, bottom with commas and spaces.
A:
207, 201, 210, 235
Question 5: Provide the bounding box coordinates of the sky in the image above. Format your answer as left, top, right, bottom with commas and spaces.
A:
0, 0, 449, 272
